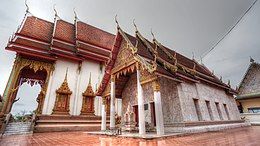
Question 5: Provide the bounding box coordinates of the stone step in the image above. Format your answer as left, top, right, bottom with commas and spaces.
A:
34, 124, 110, 133
4, 122, 32, 136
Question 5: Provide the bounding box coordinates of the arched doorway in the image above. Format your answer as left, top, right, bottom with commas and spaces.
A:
10, 66, 47, 115
1, 56, 54, 115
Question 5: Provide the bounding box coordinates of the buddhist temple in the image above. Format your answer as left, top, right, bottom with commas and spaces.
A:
0, 8, 248, 135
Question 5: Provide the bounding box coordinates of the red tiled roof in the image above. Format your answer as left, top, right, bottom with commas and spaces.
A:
54, 20, 75, 44
19, 16, 53, 43
7, 15, 114, 62
77, 21, 115, 50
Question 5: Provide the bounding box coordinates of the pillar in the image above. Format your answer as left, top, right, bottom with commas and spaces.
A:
152, 80, 165, 135
101, 97, 107, 131
137, 69, 146, 135
110, 75, 115, 129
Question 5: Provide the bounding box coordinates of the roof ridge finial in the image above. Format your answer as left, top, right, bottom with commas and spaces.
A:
133, 19, 138, 32
115, 14, 120, 29
192, 52, 195, 60
53, 4, 59, 18
151, 28, 156, 41
200, 56, 203, 64
88, 72, 92, 85
73, 8, 78, 21
25, 0, 29, 13
250, 56, 255, 63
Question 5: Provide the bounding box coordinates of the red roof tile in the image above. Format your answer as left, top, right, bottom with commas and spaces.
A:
19, 16, 53, 43
77, 21, 115, 50
54, 20, 75, 44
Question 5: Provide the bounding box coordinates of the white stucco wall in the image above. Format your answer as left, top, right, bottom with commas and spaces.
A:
42, 59, 104, 115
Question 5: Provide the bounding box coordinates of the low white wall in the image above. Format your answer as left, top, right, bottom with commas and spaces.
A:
241, 113, 260, 125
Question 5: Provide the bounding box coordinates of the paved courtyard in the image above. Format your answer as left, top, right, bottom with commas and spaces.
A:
0, 126, 260, 146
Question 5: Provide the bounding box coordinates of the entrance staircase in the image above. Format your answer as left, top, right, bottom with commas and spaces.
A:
34, 115, 109, 133
3, 122, 32, 136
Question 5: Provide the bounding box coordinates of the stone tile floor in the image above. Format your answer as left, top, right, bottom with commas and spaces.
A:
0, 126, 260, 146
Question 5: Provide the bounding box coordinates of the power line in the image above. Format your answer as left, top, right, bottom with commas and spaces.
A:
202, 0, 258, 59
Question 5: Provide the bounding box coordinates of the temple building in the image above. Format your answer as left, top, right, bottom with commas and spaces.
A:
236, 58, 260, 125
0, 9, 248, 135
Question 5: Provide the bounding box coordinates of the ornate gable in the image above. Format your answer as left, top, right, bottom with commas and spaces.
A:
113, 39, 135, 70
238, 62, 260, 95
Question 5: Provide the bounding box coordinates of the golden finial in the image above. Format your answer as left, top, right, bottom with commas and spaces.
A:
73, 8, 78, 20
25, 0, 29, 13
115, 14, 119, 28
88, 72, 92, 85
133, 19, 138, 32
64, 68, 68, 82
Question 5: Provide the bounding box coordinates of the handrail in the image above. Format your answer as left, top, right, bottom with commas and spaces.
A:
0, 113, 11, 137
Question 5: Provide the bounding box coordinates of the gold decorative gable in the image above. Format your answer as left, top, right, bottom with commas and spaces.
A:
56, 74, 72, 95
82, 75, 95, 97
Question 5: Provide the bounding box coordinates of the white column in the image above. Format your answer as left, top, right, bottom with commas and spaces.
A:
43, 70, 55, 114
73, 65, 82, 115
137, 69, 146, 135
153, 80, 165, 135
110, 76, 116, 129
101, 97, 107, 131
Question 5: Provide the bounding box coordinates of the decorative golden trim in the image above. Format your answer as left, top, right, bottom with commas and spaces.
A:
152, 80, 160, 92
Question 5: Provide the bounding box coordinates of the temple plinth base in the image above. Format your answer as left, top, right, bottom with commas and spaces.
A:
34, 115, 110, 133
52, 111, 70, 115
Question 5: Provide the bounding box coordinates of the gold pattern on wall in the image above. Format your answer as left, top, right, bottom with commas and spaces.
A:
152, 80, 160, 92
52, 69, 72, 115
81, 73, 95, 115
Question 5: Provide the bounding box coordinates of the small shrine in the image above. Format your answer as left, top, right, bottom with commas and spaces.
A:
52, 70, 72, 115
81, 74, 95, 116
122, 104, 137, 132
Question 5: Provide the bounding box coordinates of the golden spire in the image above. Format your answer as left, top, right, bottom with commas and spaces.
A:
56, 68, 72, 94
64, 68, 68, 82
83, 72, 95, 97
88, 72, 92, 85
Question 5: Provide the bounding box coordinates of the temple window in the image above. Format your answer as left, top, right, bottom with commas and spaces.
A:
205, 100, 214, 120
193, 99, 202, 121
223, 104, 230, 120
248, 107, 260, 113
215, 102, 223, 120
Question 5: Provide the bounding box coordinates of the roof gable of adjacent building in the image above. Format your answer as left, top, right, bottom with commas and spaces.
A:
237, 60, 260, 100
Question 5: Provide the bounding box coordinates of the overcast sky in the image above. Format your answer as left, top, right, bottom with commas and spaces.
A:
0, 0, 259, 113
